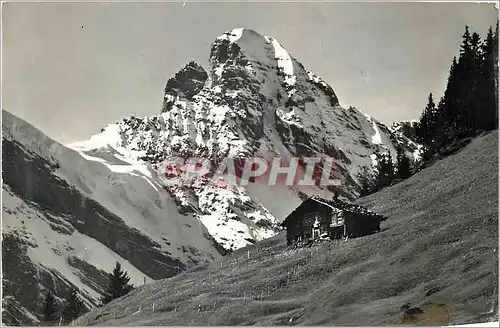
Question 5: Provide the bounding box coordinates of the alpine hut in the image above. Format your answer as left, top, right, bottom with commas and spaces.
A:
281, 196, 387, 246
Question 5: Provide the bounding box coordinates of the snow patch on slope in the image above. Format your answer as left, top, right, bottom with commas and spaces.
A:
413, 144, 423, 162
358, 110, 382, 145
265, 36, 296, 96
217, 28, 244, 43
68, 123, 122, 151
69, 128, 161, 191
195, 185, 278, 250
371, 121, 382, 145
370, 154, 378, 167
305, 70, 330, 89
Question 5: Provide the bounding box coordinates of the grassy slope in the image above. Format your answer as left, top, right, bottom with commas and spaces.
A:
76, 131, 498, 326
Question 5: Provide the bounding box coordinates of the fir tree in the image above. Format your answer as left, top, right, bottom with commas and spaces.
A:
42, 291, 58, 325
477, 25, 498, 131
494, 21, 499, 98
456, 26, 473, 136
441, 57, 460, 130
416, 93, 439, 158
357, 166, 376, 196
396, 147, 412, 180
357, 152, 397, 195
375, 151, 395, 190
417, 23, 497, 162
456, 27, 484, 136
101, 262, 134, 305
460, 26, 472, 58
62, 288, 85, 324
433, 96, 451, 153
468, 32, 483, 133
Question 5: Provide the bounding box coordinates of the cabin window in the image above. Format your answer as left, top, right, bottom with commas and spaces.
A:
331, 212, 338, 226
330, 211, 344, 227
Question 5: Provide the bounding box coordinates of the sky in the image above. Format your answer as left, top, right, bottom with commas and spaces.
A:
2, 1, 498, 144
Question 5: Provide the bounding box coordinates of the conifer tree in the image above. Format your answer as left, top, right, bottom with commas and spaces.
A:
460, 26, 472, 58
357, 151, 397, 195
495, 21, 499, 126
417, 23, 497, 162
433, 96, 450, 152
469, 32, 483, 133
417, 93, 439, 158
456, 26, 474, 136
396, 147, 412, 180
455, 27, 484, 136
357, 167, 376, 196
442, 57, 460, 129
42, 291, 58, 325
101, 262, 134, 305
375, 151, 395, 190
494, 21, 499, 95
62, 288, 85, 324
477, 25, 498, 131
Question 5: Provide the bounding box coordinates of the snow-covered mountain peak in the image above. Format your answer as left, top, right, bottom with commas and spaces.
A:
207, 27, 338, 104
215, 27, 245, 42
208, 28, 276, 90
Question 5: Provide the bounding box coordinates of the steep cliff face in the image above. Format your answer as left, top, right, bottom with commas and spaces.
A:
162, 61, 208, 112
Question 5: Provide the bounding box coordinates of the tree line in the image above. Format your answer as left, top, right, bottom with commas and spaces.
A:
358, 148, 412, 197
41, 262, 134, 325
416, 23, 498, 160
358, 23, 498, 196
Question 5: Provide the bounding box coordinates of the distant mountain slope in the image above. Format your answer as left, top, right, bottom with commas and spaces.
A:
75, 130, 497, 326
390, 120, 419, 140
390, 120, 423, 161
2, 110, 222, 325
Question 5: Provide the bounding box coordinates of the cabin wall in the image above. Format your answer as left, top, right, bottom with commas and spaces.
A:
329, 225, 345, 240
284, 203, 332, 245
285, 208, 305, 245
327, 211, 345, 240
344, 213, 381, 238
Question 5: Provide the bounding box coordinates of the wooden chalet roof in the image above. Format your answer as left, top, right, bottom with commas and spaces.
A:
281, 196, 387, 226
